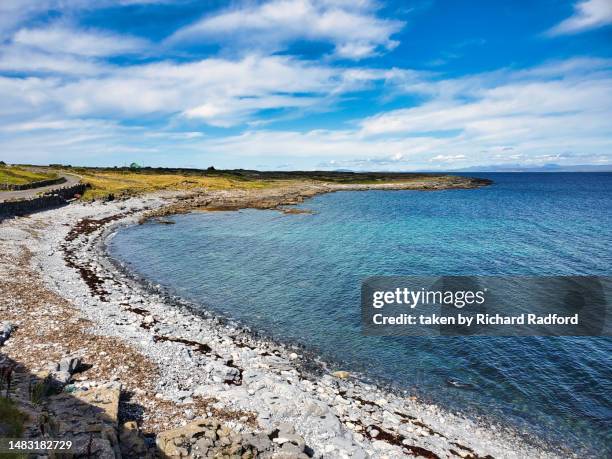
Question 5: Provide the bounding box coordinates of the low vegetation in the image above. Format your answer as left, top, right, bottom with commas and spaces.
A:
0, 165, 57, 186
44, 166, 441, 200
68, 168, 277, 200
0, 397, 26, 437
2, 164, 457, 200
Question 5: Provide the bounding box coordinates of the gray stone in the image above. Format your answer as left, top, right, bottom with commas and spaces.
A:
277, 423, 295, 435
243, 433, 273, 452
276, 441, 308, 458
53, 370, 72, 385
204, 361, 241, 384
194, 437, 213, 453
58, 356, 81, 374
273, 433, 306, 451
0, 322, 14, 345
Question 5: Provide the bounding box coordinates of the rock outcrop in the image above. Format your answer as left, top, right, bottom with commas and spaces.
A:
0, 321, 13, 345
156, 419, 310, 459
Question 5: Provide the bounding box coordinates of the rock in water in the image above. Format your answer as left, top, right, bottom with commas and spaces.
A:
446, 378, 476, 390
332, 370, 350, 379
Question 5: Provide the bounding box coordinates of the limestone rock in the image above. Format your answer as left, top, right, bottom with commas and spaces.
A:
156, 419, 310, 459
58, 356, 82, 374
332, 370, 350, 379
73, 382, 121, 427
203, 361, 241, 384
0, 321, 14, 345
120, 421, 153, 458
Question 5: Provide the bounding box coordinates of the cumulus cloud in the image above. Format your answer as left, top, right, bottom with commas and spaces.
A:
0, 1, 610, 170
0, 46, 106, 75
167, 0, 403, 59
0, 23, 149, 76
13, 24, 148, 57
360, 58, 612, 143
2, 56, 611, 169
548, 0, 612, 36
0, 53, 402, 128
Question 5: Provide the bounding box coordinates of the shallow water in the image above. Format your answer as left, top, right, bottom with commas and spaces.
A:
108, 173, 612, 454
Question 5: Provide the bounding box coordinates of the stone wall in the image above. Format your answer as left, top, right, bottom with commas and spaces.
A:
0, 184, 87, 219
0, 176, 66, 191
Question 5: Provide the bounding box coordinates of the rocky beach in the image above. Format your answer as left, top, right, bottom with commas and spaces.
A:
0, 179, 563, 458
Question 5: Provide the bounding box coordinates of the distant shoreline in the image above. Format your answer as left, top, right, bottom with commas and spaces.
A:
140, 174, 491, 220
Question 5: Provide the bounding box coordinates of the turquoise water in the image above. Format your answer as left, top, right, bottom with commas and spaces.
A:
108, 173, 612, 455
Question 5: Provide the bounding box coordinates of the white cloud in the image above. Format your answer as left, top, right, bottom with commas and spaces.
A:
360, 58, 612, 141
0, 53, 400, 128
548, 0, 612, 35
0, 23, 141, 77
56, 56, 343, 122
167, 0, 403, 59
0, 0, 610, 173
13, 24, 148, 57
0, 0, 173, 39
430, 154, 466, 162
0, 46, 106, 75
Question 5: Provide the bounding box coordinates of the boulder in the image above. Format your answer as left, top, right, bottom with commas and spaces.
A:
120, 421, 153, 458
332, 370, 350, 379
53, 370, 72, 385
156, 419, 310, 459
49, 355, 83, 386
0, 322, 14, 345
74, 382, 121, 427
46, 382, 122, 458
204, 361, 241, 384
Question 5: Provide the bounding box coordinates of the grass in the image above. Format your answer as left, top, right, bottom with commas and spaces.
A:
0, 166, 57, 186
70, 168, 278, 201
0, 397, 27, 437
14, 164, 459, 200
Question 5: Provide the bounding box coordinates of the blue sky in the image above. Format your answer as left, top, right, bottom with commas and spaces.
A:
1, 0, 611, 170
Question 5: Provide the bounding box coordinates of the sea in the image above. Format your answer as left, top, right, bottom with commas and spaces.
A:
107, 173, 612, 455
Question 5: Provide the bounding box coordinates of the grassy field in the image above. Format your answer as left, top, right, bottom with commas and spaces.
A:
69, 168, 277, 200
68, 167, 446, 200
14, 165, 456, 200
0, 166, 57, 186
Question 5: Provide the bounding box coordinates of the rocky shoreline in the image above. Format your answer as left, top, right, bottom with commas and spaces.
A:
0, 180, 565, 458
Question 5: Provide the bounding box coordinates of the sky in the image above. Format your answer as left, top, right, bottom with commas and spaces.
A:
0, 0, 611, 171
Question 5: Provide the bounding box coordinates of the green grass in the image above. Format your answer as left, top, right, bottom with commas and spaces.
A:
0, 397, 27, 437
0, 166, 57, 186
